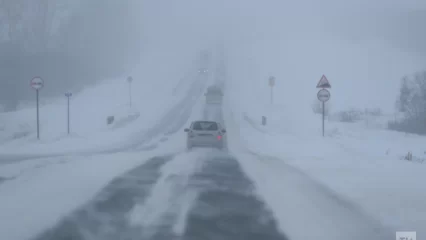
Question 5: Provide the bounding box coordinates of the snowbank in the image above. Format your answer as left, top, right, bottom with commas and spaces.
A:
0, 67, 202, 155
0, 152, 150, 240
225, 100, 426, 235
223, 29, 426, 232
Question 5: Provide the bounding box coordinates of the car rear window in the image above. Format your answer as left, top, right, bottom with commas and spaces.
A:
192, 121, 218, 131
206, 86, 223, 95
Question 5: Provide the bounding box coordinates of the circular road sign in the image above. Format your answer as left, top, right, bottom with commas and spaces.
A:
127, 76, 133, 82
269, 76, 275, 87
317, 89, 330, 102
31, 77, 44, 90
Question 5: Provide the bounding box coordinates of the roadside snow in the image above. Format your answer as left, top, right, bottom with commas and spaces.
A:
224, 100, 425, 236
0, 70, 199, 156
0, 152, 152, 240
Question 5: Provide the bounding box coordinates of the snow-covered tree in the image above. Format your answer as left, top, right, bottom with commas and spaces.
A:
311, 98, 331, 116
397, 76, 411, 112
390, 71, 426, 134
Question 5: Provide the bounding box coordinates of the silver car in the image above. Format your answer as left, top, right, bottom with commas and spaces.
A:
184, 120, 226, 150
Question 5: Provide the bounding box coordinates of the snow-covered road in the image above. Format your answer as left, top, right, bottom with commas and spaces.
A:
26, 92, 291, 240
15, 98, 392, 240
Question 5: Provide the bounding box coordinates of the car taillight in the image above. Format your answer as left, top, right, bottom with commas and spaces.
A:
217, 135, 222, 140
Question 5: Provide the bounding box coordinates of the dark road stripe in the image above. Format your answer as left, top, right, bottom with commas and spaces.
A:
182, 154, 289, 240
30, 151, 289, 240
32, 156, 172, 240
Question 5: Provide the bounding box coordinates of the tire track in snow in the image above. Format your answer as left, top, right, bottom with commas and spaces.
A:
32, 156, 172, 240
181, 151, 289, 240
128, 150, 206, 239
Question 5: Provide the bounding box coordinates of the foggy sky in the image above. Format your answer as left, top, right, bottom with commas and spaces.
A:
31, 0, 422, 114
134, 0, 426, 113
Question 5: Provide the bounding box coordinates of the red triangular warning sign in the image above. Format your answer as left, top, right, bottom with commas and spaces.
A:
316, 75, 331, 88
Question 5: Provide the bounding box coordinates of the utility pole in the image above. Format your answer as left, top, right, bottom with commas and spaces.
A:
127, 76, 133, 107
269, 76, 275, 104
65, 92, 72, 134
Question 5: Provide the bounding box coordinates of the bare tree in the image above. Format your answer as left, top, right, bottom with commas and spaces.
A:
22, 0, 57, 51
0, 0, 27, 41
0, 0, 59, 51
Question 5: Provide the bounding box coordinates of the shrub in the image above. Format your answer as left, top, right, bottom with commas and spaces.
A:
334, 109, 363, 122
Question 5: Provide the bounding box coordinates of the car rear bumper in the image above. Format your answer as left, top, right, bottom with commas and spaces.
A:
187, 140, 224, 149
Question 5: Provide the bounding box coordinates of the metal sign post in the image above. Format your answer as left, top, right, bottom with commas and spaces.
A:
37, 90, 39, 138
127, 76, 133, 107
31, 77, 44, 140
317, 89, 331, 137
269, 76, 275, 104
65, 92, 72, 134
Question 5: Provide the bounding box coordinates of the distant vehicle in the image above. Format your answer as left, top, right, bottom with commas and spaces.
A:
198, 68, 209, 74
199, 50, 210, 65
205, 85, 223, 104
185, 120, 226, 150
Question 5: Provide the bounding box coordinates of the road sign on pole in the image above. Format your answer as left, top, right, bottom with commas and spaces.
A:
127, 76, 133, 107
31, 77, 44, 140
269, 76, 275, 87
316, 75, 331, 88
31, 77, 44, 90
65, 92, 72, 135
269, 76, 275, 104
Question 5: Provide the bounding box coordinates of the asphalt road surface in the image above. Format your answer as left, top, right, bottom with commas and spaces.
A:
182, 154, 287, 240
